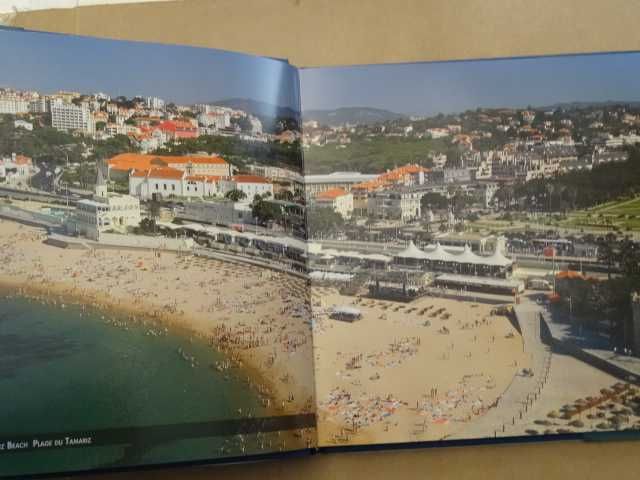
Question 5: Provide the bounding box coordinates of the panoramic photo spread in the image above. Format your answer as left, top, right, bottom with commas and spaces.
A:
301, 53, 640, 447
2, 26, 640, 478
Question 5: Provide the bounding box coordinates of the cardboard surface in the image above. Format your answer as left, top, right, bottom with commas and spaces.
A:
11, 0, 640, 67
8, 0, 640, 478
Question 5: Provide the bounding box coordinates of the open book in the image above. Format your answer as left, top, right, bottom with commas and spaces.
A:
1, 27, 640, 478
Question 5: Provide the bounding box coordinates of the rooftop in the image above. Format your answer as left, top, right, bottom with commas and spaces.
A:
109, 153, 227, 171
316, 188, 350, 200
134, 167, 185, 180
303, 172, 377, 184
230, 174, 270, 184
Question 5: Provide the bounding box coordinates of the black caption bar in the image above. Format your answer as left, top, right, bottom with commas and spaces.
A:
0, 413, 316, 453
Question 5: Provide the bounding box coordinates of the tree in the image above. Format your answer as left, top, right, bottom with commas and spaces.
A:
138, 217, 157, 233
147, 196, 162, 226
420, 192, 448, 211
307, 207, 344, 238
275, 190, 294, 202
225, 189, 247, 202
252, 199, 282, 225
451, 191, 474, 214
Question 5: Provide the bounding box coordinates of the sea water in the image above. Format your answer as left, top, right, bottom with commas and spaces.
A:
0, 292, 270, 476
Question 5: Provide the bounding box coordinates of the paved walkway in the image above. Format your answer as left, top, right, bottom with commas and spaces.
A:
452, 298, 552, 440
193, 247, 308, 281
544, 307, 640, 379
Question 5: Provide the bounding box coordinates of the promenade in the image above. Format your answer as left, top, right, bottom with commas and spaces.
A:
452, 297, 552, 439
542, 304, 640, 382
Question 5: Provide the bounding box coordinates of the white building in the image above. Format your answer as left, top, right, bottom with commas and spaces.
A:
218, 175, 273, 199
367, 190, 421, 222
0, 96, 29, 115
145, 96, 165, 110
197, 111, 231, 130
128, 167, 219, 200
303, 171, 378, 197
426, 128, 450, 139
13, 120, 33, 131
69, 164, 141, 240
478, 182, 499, 208
248, 115, 263, 135
314, 188, 354, 218
444, 168, 473, 184
0, 153, 34, 184
51, 101, 95, 135
605, 133, 640, 147
139, 130, 168, 153
29, 98, 48, 113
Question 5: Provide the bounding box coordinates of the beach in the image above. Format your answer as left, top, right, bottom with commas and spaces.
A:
311, 285, 527, 445
0, 220, 315, 441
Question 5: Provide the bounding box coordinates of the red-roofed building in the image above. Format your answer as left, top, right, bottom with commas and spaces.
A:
128, 167, 219, 200
158, 119, 199, 139
0, 153, 34, 180
314, 187, 353, 218
351, 164, 430, 194
109, 153, 231, 179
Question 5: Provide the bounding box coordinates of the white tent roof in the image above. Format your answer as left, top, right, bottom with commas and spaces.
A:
394, 241, 513, 267
450, 244, 478, 264
395, 240, 431, 259
483, 248, 513, 267
423, 242, 458, 262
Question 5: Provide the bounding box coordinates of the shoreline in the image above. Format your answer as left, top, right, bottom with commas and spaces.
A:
0, 276, 308, 422
0, 220, 316, 449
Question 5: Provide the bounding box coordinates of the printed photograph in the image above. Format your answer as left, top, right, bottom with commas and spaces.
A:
0, 29, 314, 477
301, 53, 640, 446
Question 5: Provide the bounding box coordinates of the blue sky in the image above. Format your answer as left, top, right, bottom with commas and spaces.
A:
300, 51, 640, 115
0, 28, 299, 111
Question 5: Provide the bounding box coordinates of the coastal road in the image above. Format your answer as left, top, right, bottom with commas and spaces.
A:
451, 295, 552, 440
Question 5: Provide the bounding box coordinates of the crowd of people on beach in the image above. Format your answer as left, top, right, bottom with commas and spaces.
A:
311, 283, 524, 445
0, 220, 317, 455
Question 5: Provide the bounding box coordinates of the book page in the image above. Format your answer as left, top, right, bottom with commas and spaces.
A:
0, 29, 315, 477
301, 53, 640, 448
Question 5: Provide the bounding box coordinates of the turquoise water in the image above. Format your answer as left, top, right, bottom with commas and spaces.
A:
0, 292, 273, 476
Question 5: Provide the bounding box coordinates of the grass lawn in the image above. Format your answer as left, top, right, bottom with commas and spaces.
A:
304, 136, 449, 174
590, 196, 640, 215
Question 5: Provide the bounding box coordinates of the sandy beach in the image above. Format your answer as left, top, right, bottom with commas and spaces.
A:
0, 220, 315, 443
4, 217, 636, 452
311, 285, 527, 445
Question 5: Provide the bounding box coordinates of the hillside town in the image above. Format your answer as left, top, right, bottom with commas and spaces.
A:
302, 103, 640, 445
0, 84, 306, 240
0, 86, 304, 147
